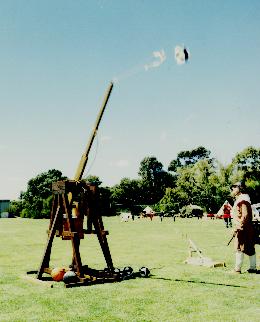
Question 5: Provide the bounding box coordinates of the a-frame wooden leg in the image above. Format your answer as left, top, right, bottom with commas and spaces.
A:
92, 215, 114, 271
36, 195, 60, 280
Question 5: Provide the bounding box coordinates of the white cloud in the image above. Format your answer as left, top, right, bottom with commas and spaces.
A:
183, 113, 196, 124
160, 131, 167, 141
0, 144, 7, 151
97, 0, 107, 9
112, 159, 130, 168
100, 135, 112, 142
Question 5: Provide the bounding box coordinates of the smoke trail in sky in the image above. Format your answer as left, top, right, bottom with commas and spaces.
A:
144, 49, 166, 71
113, 45, 189, 83
97, 0, 107, 9
112, 64, 144, 83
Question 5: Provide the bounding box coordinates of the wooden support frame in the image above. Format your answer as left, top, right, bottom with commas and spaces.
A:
36, 180, 115, 284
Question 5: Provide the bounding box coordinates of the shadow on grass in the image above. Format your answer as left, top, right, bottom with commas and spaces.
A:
150, 275, 247, 288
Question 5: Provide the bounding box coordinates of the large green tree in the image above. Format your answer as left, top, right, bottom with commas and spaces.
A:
159, 159, 230, 213
16, 146, 260, 219
20, 169, 66, 218
230, 146, 260, 203
8, 199, 24, 217
138, 156, 174, 204
83, 175, 102, 187
110, 178, 144, 213
168, 146, 212, 173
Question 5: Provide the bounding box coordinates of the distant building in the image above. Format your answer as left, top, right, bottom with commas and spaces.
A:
0, 200, 10, 217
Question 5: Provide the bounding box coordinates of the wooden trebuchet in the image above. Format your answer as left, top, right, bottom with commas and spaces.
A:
35, 83, 118, 286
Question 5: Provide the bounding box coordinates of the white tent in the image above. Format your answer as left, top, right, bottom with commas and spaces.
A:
143, 206, 155, 215
120, 212, 132, 222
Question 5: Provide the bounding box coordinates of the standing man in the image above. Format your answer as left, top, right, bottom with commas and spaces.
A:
223, 200, 232, 228
231, 181, 257, 273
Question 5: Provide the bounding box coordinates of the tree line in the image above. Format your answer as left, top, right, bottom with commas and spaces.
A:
9, 146, 260, 218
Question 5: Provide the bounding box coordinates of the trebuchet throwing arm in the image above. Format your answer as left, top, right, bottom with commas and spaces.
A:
74, 82, 114, 181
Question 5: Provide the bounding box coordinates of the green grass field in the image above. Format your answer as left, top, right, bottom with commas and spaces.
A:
0, 216, 259, 321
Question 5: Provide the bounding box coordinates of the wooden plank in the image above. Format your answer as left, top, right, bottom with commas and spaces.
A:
83, 229, 109, 235
64, 276, 118, 288
62, 231, 76, 237
43, 267, 53, 274
62, 194, 83, 277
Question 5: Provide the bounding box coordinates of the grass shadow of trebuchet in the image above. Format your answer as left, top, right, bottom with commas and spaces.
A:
150, 275, 247, 288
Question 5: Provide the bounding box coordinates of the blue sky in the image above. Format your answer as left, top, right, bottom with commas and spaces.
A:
1, 0, 260, 200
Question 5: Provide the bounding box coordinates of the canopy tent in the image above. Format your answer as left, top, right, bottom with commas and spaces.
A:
181, 204, 203, 218
143, 206, 155, 215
